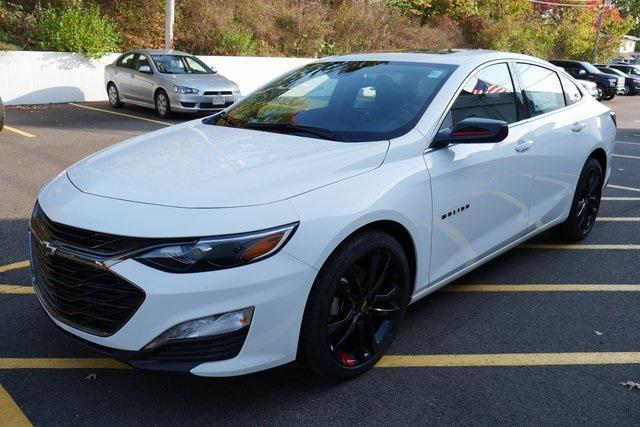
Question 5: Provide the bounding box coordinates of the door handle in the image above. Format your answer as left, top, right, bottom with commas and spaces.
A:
515, 140, 534, 152
571, 122, 586, 133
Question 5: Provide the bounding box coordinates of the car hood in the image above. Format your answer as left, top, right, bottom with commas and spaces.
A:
66, 121, 389, 208
163, 73, 237, 89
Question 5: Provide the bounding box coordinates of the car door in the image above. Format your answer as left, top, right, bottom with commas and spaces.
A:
128, 54, 156, 104
515, 63, 589, 228
114, 52, 137, 99
425, 62, 536, 285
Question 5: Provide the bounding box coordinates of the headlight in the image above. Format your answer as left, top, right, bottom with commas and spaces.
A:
174, 85, 199, 94
135, 223, 298, 273
609, 78, 617, 85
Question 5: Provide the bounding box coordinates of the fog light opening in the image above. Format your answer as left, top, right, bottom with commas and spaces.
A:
145, 307, 254, 350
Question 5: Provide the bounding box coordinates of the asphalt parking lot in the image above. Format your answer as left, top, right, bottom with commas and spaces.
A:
1, 97, 640, 425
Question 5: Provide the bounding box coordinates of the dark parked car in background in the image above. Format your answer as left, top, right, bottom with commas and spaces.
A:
595, 65, 640, 95
605, 63, 640, 78
550, 60, 623, 101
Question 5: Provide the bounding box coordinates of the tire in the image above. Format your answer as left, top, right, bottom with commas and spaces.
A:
0, 96, 4, 132
107, 83, 123, 108
603, 91, 615, 101
623, 84, 631, 96
299, 230, 411, 380
595, 84, 605, 101
155, 89, 172, 118
551, 158, 603, 241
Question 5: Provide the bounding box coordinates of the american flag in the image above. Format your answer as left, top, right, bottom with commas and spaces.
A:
471, 79, 507, 95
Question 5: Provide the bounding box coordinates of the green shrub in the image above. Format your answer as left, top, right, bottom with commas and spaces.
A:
35, 1, 119, 59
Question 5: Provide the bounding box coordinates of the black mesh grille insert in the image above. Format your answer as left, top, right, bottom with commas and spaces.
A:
30, 204, 146, 336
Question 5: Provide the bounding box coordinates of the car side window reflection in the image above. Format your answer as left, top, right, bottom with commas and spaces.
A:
116, 53, 137, 70
559, 75, 582, 105
516, 63, 566, 116
440, 63, 517, 132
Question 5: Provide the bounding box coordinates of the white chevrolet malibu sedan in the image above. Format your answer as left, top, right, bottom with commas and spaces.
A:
31, 50, 615, 379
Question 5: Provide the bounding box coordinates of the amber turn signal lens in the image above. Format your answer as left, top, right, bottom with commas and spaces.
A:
242, 233, 285, 261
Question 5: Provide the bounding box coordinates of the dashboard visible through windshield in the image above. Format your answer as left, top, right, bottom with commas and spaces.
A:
205, 61, 457, 142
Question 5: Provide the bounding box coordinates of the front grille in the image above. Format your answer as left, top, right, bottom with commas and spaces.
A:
199, 101, 235, 109
30, 203, 158, 257
203, 91, 233, 96
30, 204, 146, 336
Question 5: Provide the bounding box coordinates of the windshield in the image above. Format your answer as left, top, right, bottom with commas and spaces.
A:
205, 61, 456, 142
581, 62, 600, 74
600, 67, 624, 76
151, 54, 214, 74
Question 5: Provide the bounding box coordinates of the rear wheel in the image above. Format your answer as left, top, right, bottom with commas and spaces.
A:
552, 158, 603, 241
300, 230, 410, 380
155, 89, 172, 118
107, 83, 123, 108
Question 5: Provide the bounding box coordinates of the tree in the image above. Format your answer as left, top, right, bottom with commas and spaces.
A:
612, 0, 640, 36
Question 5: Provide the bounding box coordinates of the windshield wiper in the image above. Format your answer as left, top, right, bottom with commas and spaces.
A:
242, 122, 347, 142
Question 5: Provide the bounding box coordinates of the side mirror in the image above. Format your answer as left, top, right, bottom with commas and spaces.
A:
578, 69, 587, 76
138, 65, 152, 74
432, 117, 509, 148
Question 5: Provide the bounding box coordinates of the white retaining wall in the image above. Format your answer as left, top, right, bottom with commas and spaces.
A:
0, 51, 313, 105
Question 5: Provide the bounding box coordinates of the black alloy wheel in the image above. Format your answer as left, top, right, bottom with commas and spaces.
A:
575, 165, 602, 235
552, 157, 603, 241
300, 230, 410, 380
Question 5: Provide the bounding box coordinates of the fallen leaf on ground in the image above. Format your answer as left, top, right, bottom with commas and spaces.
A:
84, 373, 97, 381
621, 381, 640, 390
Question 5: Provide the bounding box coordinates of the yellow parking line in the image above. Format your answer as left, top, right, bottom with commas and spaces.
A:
447, 284, 640, 292
596, 217, 640, 222
0, 261, 30, 274
608, 184, 640, 193
1, 354, 639, 370
602, 197, 640, 201
377, 352, 640, 368
0, 285, 34, 295
0, 358, 130, 370
612, 154, 640, 160
0, 385, 31, 427
4, 126, 35, 138
68, 103, 171, 126
521, 244, 640, 250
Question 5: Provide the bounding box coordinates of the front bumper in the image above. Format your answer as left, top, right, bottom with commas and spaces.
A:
169, 92, 239, 113
33, 175, 318, 376
37, 249, 317, 376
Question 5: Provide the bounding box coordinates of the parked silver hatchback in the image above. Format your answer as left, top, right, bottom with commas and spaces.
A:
104, 49, 241, 118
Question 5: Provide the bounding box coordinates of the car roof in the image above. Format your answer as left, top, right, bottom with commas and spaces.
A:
317, 49, 548, 67
129, 49, 193, 56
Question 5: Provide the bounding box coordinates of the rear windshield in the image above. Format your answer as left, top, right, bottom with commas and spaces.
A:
151, 54, 214, 74
205, 61, 457, 142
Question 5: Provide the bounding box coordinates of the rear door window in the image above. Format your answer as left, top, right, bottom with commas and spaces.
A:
440, 63, 518, 131
516, 63, 566, 117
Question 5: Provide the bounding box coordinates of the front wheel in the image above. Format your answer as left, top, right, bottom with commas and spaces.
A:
551, 158, 603, 241
623, 84, 631, 96
300, 230, 410, 380
595, 84, 605, 101
155, 89, 172, 118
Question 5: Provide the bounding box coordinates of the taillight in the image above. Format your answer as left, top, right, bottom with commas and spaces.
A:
610, 111, 617, 127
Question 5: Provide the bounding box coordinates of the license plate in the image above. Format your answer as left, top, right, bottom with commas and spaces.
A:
211, 95, 225, 105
